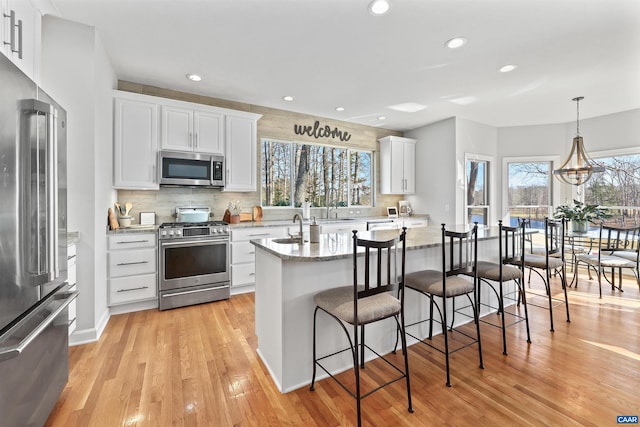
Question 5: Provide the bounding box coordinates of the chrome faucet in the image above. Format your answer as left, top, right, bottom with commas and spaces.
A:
292, 213, 304, 243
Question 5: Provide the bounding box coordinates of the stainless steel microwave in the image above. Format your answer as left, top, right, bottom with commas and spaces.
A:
159, 151, 224, 187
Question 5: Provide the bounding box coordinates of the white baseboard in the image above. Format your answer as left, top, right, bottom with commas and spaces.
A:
231, 284, 255, 295
69, 306, 111, 346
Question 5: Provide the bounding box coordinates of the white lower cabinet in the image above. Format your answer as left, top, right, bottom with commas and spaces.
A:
107, 233, 157, 306
319, 220, 366, 234
67, 243, 77, 336
230, 227, 286, 291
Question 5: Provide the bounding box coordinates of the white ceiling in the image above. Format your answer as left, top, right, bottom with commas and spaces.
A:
49, 0, 640, 131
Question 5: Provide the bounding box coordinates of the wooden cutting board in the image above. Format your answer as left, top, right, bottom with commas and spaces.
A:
253, 206, 263, 222
108, 208, 119, 229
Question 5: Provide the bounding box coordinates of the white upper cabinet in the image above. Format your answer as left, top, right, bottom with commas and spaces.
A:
113, 91, 160, 190
161, 104, 224, 154
1, 0, 39, 81
225, 112, 261, 192
378, 136, 416, 194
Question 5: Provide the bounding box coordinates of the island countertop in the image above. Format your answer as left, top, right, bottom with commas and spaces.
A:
250, 225, 504, 262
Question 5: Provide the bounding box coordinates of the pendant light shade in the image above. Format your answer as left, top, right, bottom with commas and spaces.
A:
553, 97, 604, 186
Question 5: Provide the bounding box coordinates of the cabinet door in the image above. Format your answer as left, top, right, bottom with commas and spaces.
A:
113, 97, 159, 189
402, 140, 416, 193
161, 105, 193, 151
389, 139, 405, 193
1, 0, 37, 80
194, 109, 224, 154
225, 114, 257, 192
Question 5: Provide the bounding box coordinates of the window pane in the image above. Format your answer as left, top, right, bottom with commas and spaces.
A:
262, 140, 291, 206
507, 161, 551, 228
350, 151, 371, 206
262, 139, 372, 208
468, 207, 488, 225
467, 160, 488, 206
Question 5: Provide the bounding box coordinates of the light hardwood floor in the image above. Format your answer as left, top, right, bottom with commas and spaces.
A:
45, 272, 640, 427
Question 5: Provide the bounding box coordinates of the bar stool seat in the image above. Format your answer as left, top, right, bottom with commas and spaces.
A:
314, 285, 400, 324
523, 254, 564, 270
475, 261, 522, 281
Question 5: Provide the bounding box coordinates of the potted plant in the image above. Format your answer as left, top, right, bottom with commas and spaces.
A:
553, 200, 611, 232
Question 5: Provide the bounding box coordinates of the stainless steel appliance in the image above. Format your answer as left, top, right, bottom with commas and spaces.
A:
159, 150, 224, 187
398, 200, 412, 217
0, 54, 77, 426
158, 212, 230, 310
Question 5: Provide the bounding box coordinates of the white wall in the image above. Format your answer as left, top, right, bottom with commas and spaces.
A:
41, 16, 116, 344
405, 118, 456, 226
455, 118, 498, 225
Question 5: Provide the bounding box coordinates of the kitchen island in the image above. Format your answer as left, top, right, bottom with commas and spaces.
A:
251, 225, 511, 393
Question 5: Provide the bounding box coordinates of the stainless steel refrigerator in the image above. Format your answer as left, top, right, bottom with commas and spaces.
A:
0, 54, 77, 426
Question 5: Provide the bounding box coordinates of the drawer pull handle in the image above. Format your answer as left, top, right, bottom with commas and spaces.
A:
248, 251, 255, 254
116, 261, 149, 266
68, 317, 77, 326
249, 272, 255, 276
117, 240, 150, 244
117, 286, 149, 293
248, 233, 270, 237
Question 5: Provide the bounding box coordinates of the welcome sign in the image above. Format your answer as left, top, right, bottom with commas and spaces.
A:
293, 120, 352, 142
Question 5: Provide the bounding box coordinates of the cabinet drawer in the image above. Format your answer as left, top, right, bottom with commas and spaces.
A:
68, 264, 77, 287
231, 241, 256, 263
108, 233, 156, 250
231, 263, 255, 286
231, 227, 285, 242
109, 274, 157, 305
67, 244, 77, 258
108, 248, 156, 277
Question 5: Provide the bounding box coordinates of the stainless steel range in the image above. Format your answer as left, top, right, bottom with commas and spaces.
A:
158, 209, 230, 310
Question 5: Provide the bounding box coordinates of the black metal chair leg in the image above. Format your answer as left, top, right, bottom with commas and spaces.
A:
310, 307, 318, 391
546, 268, 555, 332
499, 282, 507, 355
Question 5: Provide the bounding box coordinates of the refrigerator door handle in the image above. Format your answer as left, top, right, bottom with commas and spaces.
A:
0, 290, 78, 362
21, 99, 59, 284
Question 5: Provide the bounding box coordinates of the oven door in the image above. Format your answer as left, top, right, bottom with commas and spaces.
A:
159, 237, 229, 291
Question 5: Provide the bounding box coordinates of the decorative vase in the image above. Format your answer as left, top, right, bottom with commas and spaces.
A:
572, 220, 588, 233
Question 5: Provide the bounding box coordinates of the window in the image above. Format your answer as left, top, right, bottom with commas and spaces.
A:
466, 158, 489, 225
584, 152, 640, 224
261, 139, 373, 208
506, 160, 553, 228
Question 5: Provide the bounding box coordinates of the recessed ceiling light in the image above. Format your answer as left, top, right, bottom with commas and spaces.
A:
499, 64, 517, 73
445, 37, 467, 49
335, 107, 345, 112
389, 102, 427, 113
369, 0, 391, 15
378, 116, 386, 120
186, 74, 202, 82
282, 96, 294, 101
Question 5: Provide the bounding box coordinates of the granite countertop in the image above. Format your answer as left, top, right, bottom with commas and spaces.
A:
106, 225, 159, 234
68, 231, 80, 245
251, 225, 501, 262
230, 215, 429, 229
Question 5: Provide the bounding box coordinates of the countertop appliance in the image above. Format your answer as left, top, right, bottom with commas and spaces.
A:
159, 150, 224, 188
158, 209, 230, 310
398, 200, 412, 217
0, 54, 77, 426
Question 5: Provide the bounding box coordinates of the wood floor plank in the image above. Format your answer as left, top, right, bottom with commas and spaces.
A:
45, 272, 640, 426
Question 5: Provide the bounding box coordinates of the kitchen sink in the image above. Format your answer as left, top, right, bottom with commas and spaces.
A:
272, 237, 305, 244
317, 218, 357, 223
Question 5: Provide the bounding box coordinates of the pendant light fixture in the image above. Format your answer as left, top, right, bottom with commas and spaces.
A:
553, 96, 604, 186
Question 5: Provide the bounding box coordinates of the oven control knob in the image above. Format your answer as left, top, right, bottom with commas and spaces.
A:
176, 230, 182, 236
168, 230, 174, 236
160, 230, 167, 236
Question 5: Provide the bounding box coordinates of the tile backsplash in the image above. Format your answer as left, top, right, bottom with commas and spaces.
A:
116, 188, 389, 225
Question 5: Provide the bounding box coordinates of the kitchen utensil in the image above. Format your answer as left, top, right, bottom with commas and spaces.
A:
124, 202, 132, 216
115, 202, 124, 216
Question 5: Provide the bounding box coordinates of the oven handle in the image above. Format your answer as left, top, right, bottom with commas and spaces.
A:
162, 285, 228, 298
160, 238, 228, 248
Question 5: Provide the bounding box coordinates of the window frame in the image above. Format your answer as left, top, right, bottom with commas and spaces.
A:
260, 137, 374, 209
464, 153, 492, 227
502, 155, 560, 228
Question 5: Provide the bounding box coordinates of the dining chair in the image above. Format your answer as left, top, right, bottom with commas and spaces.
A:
474, 220, 530, 355
398, 223, 483, 387
310, 228, 413, 427
521, 218, 570, 332
574, 223, 640, 297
